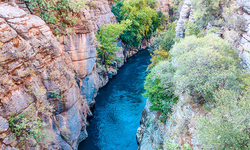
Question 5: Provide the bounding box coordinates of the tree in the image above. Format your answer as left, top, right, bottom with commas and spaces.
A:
191, 0, 246, 30
147, 46, 169, 71
96, 20, 132, 69
143, 61, 177, 121
25, 0, 85, 35
170, 34, 240, 98
113, 0, 164, 48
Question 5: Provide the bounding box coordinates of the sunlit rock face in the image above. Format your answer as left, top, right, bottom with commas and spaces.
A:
0, 3, 89, 150
58, 0, 118, 107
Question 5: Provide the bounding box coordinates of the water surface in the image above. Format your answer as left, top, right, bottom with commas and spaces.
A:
78, 50, 151, 150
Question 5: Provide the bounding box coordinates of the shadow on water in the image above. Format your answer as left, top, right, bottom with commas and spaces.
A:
78, 50, 151, 150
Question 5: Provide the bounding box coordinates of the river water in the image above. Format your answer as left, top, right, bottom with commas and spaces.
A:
78, 50, 151, 150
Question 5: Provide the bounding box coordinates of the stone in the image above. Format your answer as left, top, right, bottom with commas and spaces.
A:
3, 135, 14, 145
0, 117, 8, 133
243, 2, 250, 15
0, 133, 7, 139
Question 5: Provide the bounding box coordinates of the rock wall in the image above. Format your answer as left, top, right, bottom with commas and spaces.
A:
0, 3, 89, 150
58, 0, 118, 109
137, 94, 205, 150
235, 0, 250, 70
0, 0, 152, 149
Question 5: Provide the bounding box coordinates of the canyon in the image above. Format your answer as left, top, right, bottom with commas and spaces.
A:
0, 0, 250, 150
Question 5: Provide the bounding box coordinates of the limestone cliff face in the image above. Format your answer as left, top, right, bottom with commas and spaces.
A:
0, 3, 89, 150
233, 0, 250, 70
58, 0, 117, 108
137, 95, 205, 150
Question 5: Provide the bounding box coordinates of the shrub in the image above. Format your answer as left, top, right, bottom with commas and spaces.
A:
170, 34, 240, 98
147, 46, 169, 71
8, 102, 52, 149
196, 89, 250, 149
143, 61, 177, 121
25, 0, 85, 36
191, 0, 246, 30
164, 138, 191, 150
184, 20, 202, 37
111, 0, 124, 23
149, 22, 176, 53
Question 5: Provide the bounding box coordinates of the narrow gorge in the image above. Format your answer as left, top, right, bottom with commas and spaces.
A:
1, 0, 250, 150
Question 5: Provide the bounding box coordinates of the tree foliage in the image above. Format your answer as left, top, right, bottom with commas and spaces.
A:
147, 46, 169, 71
191, 0, 246, 30
112, 0, 165, 48
196, 89, 250, 149
143, 61, 177, 121
170, 34, 240, 98
149, 22, 176, 53
96, 20, 132, 68
8, 101, 52, 149
144, 35, 243, 121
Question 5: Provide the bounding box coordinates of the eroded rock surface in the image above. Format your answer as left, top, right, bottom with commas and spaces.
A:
137, 94, 205, 150
0, 3, 88, 150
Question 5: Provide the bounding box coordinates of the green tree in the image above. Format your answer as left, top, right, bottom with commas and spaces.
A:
143, 61, 177, 121
191, 0, 246, 30
96, 20, 132, 69
170, 34, 240, 98
147, 46, 169, 71
113, 0, 164, 48
196, 89, 250, 149
111, 0, 124, 23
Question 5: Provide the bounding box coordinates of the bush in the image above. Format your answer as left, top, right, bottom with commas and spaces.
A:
196, 89, 250, 149
149, 22, 176, 53
25, 0, 85, 36
147, 46, 169, 71
191, 0, 246, 30
8, 102, 52, 149
111, 0, 124, 23
170, 34, 240, 98
143, 61, 177, 121
184, 20, 202, 37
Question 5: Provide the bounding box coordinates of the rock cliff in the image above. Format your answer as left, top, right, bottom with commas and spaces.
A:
0, 0, 152, 149
137, 94, 205, 150
0, 2, 89, 150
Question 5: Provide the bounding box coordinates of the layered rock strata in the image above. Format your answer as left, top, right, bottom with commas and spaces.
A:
0, 3, 88, 150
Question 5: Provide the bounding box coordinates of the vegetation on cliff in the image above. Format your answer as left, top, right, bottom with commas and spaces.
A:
143, 0, 250, 146
96, 20, 132, 68
24, 0, 85, 35
196, 89, 250, 149
112, 0, 166, 48
144, 33, 243, 119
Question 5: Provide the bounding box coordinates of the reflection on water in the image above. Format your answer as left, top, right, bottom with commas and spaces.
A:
78, 50, 151, 150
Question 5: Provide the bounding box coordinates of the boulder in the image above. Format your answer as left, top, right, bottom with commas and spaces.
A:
0, 117, 8, 133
